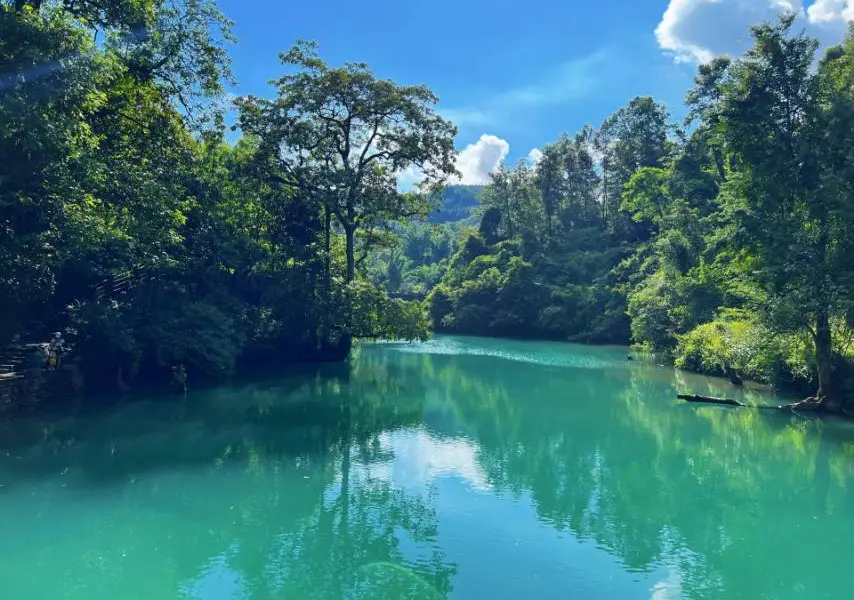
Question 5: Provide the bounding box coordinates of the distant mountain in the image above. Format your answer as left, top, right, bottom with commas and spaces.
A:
428, 185, 483, 223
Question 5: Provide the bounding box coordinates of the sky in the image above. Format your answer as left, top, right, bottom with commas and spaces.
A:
218, 0, 853, 186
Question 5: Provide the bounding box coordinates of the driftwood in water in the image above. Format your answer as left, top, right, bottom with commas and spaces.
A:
677, 394, 747, 407
678, 394, 833, 413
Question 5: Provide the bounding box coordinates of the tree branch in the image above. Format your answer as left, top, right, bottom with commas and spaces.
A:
360, 149, 394, 166
358, 119, 382, 170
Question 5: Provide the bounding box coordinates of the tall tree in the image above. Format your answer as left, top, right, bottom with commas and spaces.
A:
0, 3, 114, 338
534, 141, 563, 238
0, 0, 233, 340
598, 96, 671, 230
703, 17, 854, 408
480, 160, 542, 241
236, 40, 458, 282
479, 166, 514, 239
561, 126, 601, 229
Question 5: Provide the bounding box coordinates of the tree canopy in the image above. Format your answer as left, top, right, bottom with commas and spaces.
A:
235, 40, 458, 282
4, 3, 854, 412
0, 1, 435, 395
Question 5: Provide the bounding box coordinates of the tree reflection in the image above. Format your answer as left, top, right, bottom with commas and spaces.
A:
0, 354, 456, 599
5, 339, 854, 599
392, 341, 854, 600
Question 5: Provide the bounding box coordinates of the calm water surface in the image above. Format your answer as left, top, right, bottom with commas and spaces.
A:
2, 335, 854, 599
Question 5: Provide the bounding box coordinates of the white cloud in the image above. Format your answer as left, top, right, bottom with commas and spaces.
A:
453, 134, 510, 185
808, 0, 854, 22
655, 0, 851, 64
359, 430, 492, 492
396, 133, 510, 190
527, 148, 544, 166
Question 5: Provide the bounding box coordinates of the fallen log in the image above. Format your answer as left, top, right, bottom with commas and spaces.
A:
676, 394, 854, 419
677, 394, 828, 413
677, 394, 746, 407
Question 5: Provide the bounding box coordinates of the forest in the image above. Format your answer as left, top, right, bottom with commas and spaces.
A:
2, 2, 854, 412
426, 16, 854, 413
1, 0, 453, 393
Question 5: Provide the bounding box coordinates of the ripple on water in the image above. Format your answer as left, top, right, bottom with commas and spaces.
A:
375, 335, 624, 370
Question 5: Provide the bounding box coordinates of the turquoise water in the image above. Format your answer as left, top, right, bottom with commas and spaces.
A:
2, 335, 854, 599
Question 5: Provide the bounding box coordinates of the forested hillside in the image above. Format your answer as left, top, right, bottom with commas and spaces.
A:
365, 186, 481, 299
428, 185, 482, 223
429, 17, 854, 411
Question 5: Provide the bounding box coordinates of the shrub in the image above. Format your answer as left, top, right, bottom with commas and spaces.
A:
674, 309, 812, 390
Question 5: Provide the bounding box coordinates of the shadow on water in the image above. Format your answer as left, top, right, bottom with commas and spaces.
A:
0, 356, 419, 486
0, 348, 459, 600
2, 336, 854, 599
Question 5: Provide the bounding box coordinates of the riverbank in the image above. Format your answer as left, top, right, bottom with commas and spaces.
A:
429, 325, 807, 393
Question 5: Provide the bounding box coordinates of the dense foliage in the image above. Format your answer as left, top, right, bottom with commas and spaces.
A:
430, 17, 854, 410
0, 1, 453, 392
4, 3, 854, 411
365, 220, 463, 299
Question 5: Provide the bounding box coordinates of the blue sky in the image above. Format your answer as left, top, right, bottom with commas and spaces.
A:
219, 0, 852, 184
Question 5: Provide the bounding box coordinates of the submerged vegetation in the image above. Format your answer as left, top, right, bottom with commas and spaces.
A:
2, 2, 854, 411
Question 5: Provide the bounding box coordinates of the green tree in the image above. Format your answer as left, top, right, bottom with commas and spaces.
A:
559, 127, 601, 229
0, 0, 233, 343
597, 96, 671, 232
236, 41, 458, 282
480, 160, 543, 241
534, 142, 563, 237
700, 17, 854, 408
0, 4, 115, 338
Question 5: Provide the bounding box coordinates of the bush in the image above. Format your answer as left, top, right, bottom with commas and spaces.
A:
69, 295, 247, 386
345, 280, 429, 341
152, 301, 245, 379
674, 309, 812, 390
627, 271, 678, 351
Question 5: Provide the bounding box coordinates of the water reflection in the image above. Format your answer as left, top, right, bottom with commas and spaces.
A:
403, 336, 854, 599
0, 359, 456, 600
1, 335, 854, 599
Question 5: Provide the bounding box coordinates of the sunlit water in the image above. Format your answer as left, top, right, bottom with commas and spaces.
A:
2, 335, 854, 599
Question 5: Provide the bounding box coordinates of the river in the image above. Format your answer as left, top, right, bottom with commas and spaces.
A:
1, 335, 853, 599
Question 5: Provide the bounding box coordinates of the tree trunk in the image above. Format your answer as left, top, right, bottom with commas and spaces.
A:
678, 394, 746, 407
504, 199, 513, 239
545, 206, 553, 239
344, 224, 355, 283
812, 202, 840, 410
323, 204, 331, 298
711, 147, 726, 180
814, 307, 835, 405
319, 204, 333, 348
